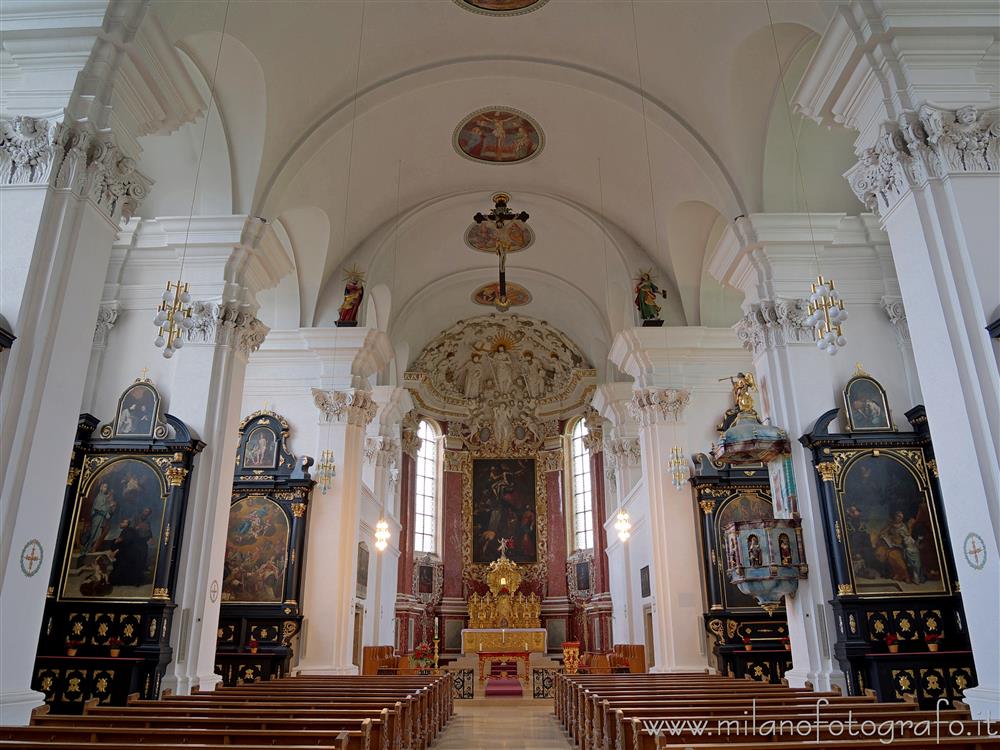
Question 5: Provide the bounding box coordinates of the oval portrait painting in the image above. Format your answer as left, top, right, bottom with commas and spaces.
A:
464, 220, 534, 254
453, 107, 544, 164
473, 281, 532, 308
454, 0, 548, 16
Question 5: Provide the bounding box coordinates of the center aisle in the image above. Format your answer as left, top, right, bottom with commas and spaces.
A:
432, 697, 571, 749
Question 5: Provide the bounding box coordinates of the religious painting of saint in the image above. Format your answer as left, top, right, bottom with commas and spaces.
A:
472, 281, 532, 308
417, 564, 434, 595
243, 427, 277, 469
221, 496, 289, 603
639, 566, 650, 598
453, 107, 544, 164
843, 375, 893, 432
838, 452, 948, 596
716, 491, 774, 609
114, 383, 158, 437
356, 543, 370, 600
575, 561, 591, 593
471, 458, 537, 564
61, 458, 166, 600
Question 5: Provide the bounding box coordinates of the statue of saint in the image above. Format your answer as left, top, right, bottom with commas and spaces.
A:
634, 271, 667, 326
336, 267, 365, 327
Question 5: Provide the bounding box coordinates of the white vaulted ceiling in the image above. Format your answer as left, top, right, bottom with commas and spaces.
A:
141, 0, 857, 375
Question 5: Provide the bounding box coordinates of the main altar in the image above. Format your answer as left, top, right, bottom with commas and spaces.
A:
461, 542, 546, 655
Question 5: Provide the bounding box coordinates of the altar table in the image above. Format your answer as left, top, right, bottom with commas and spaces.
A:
477, 650, 531, 685
461, 627, 547, 655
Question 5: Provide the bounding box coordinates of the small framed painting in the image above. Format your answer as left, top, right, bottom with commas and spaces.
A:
842, 370, 894, 433
640, 566, 651, 598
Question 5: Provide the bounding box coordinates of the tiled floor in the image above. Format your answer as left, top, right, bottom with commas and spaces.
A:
432, 697, 572, 749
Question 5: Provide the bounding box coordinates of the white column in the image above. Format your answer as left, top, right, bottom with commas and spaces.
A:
710, 213, 928, 691
158, 217, 291, 695
611, 327, 751, 672
796, 7, 1000, 714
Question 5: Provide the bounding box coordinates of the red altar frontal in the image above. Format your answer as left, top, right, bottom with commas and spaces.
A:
476, 650, 532, 686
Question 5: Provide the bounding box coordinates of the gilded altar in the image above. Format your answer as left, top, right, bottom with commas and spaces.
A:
466, 545, 541, 629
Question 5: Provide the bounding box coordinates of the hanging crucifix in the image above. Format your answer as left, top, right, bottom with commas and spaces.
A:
473, 192, 529, 312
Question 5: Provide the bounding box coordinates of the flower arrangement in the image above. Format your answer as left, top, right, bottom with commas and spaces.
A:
885, 633, 899, 653
412, 641, 435, 670
107, 636, 122, 657
924, 633, 942, 652
742, 635, 752, 651
781, 636, 791, 651
248, 638, 259, 654
65, 638, 83, 656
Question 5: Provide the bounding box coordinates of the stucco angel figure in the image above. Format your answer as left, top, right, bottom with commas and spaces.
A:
634, 270, 667, 326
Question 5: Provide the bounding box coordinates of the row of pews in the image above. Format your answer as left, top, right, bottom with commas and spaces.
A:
556, 672, 1000, 750
0, 674, 451, 750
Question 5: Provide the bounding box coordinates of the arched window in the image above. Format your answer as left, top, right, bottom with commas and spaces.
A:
570, 419, 594, 551
414, 419, 439, 554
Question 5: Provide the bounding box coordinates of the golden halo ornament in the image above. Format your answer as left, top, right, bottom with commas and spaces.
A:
473, 282, 532, 310
453, 0, 549, 17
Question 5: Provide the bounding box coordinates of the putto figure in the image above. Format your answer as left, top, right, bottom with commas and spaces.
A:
634, 270, 667, 326
336, 266, 365, 327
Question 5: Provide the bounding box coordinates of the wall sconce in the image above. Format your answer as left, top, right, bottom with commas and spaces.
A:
614, 510, 631, 542
669, 446, 689, 490
316, 449, 336, 494
374, 519, 390, 551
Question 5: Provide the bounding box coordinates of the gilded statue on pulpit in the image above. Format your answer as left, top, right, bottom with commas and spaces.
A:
467, 539, 541, 629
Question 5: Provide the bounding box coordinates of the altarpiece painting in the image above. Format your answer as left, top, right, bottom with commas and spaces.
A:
471, 457, 538, 564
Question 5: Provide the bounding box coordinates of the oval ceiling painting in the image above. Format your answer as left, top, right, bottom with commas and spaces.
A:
465, 220, 534, 254
453, 107, 544, 164
472, 281, 532, 308
454, 0, 549, 17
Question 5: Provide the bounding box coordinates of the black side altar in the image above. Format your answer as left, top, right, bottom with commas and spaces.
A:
800, 370, 975, 708
214, 410, 313, 686
33, 378, 203, 711
691, 455, 793, 684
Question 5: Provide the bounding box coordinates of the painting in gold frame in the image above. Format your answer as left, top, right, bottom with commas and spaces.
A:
834, 449, 949, 596
60, 457, 167, 600
221, 495, 289, 604
842, 372, 894, 433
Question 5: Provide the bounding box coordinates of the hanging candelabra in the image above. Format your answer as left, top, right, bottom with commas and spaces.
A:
669, 445, 689, 490
374, 519, 391, 552
614, 510, 632, 542
316, 449, 336, 494
152, 281, 193, 359
806, 275, 848, 355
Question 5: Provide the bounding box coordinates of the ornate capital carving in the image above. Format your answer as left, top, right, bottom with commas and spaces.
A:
364, 436, 399, 466
312, 388, 378, 427
0, 116, 65, 185
400, 412, 420, 458
581, 409, 604, 454
84, 138, 150, 224
185, 301, 269, 357
443, 449, 471, 474
846, 106, 999, 215
539, 448, 563, 473
880, 295, 910, 344
734, 298, 813, 356
605, 437, 641, 469
93, 301, 120, 347
628, 388, 690, 426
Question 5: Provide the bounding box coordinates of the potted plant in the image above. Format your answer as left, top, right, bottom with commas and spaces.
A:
248, 638, 259, 655
924, 633, 942, 653
65, 638, 82, 657
107, 636, 122, 658
886, 633, 899, 654
742, 635, 752, 652
781, 636, 791, 651
412, 641, 435, 673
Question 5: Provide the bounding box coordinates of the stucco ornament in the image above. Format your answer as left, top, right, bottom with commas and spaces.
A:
405, 314, 595, 453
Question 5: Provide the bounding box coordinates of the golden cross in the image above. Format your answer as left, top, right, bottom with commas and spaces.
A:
139, 367, 149, 382
263, 400, 270, 412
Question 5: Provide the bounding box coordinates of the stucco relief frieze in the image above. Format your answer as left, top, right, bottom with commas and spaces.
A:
185, 301, 269, 357
313, 388, 378, 427
734, 298, 812, 356
628, 388, 690, 426
405, 314, 594, 453
93, 302, 120, 347
1, 116, 150, 224
846, 106, 999, 214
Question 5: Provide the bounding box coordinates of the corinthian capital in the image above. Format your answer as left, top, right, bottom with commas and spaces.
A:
93, 301, 120, 347
0, 116, 66, 185
628, 388, 690, 426
880, 295, 910, 344
734, 298, 812, 357
313, 388, 378, 427
185, 301, 269, 357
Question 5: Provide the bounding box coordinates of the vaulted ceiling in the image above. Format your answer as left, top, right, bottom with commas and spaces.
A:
140, 0, 859, 378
